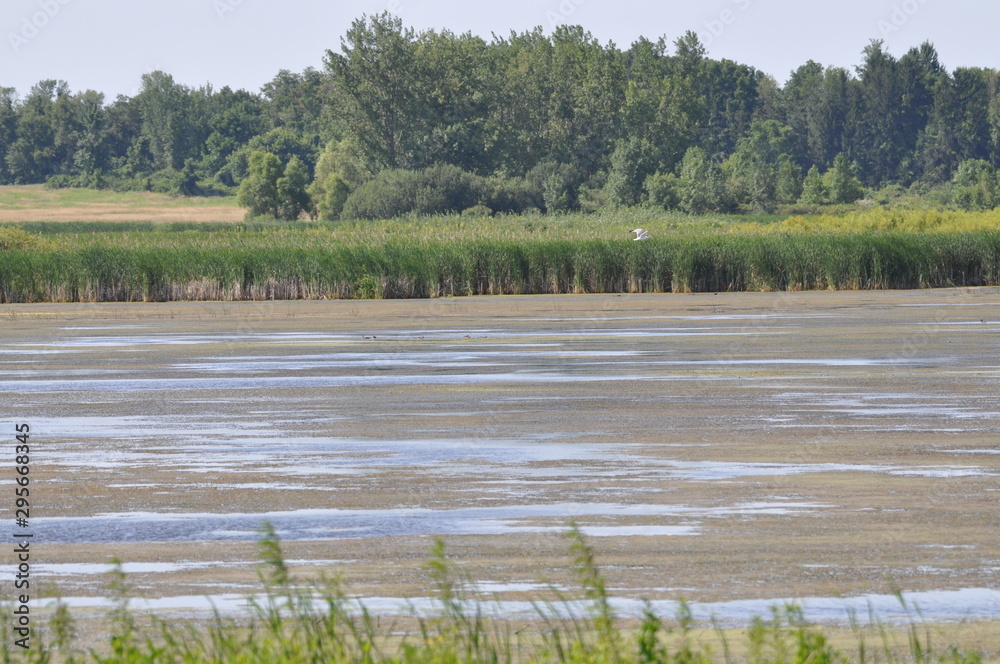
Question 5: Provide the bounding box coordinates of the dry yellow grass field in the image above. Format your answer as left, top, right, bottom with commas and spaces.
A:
0, 184, 243, 222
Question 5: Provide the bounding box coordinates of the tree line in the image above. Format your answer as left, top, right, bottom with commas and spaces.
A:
3, 13, 1000, 218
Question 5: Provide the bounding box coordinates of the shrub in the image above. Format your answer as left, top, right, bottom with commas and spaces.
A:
0, 227, 45, 251
44, 174, 76, 189
953, 159, 999, 211
341, 164, 484, 219
481, 175, 537, 214
462, 204, 493, 217
524, 161, 579, 213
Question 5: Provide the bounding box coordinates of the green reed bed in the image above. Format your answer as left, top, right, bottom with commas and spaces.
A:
0, 526, 989, 664
3, 215, 1000, 302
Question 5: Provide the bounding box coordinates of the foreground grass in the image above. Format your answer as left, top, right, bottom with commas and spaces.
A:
2, 209, 1000, 302
1, 526, 991, 664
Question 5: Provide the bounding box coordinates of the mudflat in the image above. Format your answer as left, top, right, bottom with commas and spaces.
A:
2, 289, 999, 626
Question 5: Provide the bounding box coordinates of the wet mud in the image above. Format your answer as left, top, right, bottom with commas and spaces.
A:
2, 289, 1000, 623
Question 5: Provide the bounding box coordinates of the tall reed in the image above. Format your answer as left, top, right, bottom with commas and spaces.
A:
0, 525, 988, 664
4, 214, 1000, 302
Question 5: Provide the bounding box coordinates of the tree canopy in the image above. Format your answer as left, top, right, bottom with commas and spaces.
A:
4, 14, 1000, 217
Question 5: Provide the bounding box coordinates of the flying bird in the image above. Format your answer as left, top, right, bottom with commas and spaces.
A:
630, 228, 650, 241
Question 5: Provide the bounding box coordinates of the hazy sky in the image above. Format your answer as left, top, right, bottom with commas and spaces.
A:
2, 0, 998, 99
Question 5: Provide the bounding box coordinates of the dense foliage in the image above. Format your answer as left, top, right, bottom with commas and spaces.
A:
3, 14, 1000, 217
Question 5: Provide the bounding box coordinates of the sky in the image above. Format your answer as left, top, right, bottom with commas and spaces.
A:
2, 0, 999, 100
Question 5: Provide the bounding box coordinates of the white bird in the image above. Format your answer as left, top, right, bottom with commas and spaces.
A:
630, 228, 650, 241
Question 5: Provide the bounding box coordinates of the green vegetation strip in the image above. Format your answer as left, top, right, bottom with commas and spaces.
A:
2, 526, 989, 664
3, 212, 1000, 302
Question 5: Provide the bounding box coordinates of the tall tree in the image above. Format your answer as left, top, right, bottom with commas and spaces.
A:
622, 36, 699, 174
262, 68, 334, 146
0, 87, 19, 183
276, 156, 314, 220
411, 29, 494, 172
776, 156, 803, 204
853, 41, 903, 185
71, 90, 107, 187
894, 42, 942, 180
678, 146, 729, 213
5, 80, 70, 182
606, 137, 656, 207
135, 71, 195, 171
325, 13, 425, 169
237, 151, 283, 218
202, 88, 266, 178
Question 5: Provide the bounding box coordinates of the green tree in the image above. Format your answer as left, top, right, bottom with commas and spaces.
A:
543, 25, 625, 175
201, 89, 265, 180
0, 87, 18, 183
276, 156, 314, 220
262, 68, 334, 146
698, 58, 762, 157
644, 171, 680, 210
221, 128, 314, 186
237, 151, 283, 218
606, 138, 657, 207
917, 71, 960, 182
102, 95, 144, 179
725, 119, 797, 209
522, 161, 579, 212
135, 71, 196, 172
953, 159, 999, 210
314, 138, 371, 189
71, 90, 107, 188
800, 165, 827, 204
853, 41, 903, 185
415, 29, 501, 173
621, 37, 700, 175
747, 160, 777, 213
678, 146, 729, 213
776, 156, 803, 204
5, 80, 70, 183
310, 173, 351, 220
325, 13, 425, 169
989, 96, 1000, 166
827, 152, 864, 203
894, 42, 942, 179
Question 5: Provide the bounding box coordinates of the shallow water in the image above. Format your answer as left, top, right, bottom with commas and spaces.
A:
4, 291, 1000, 618
44, 588, 1000, 626
32, 501, 826, 542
